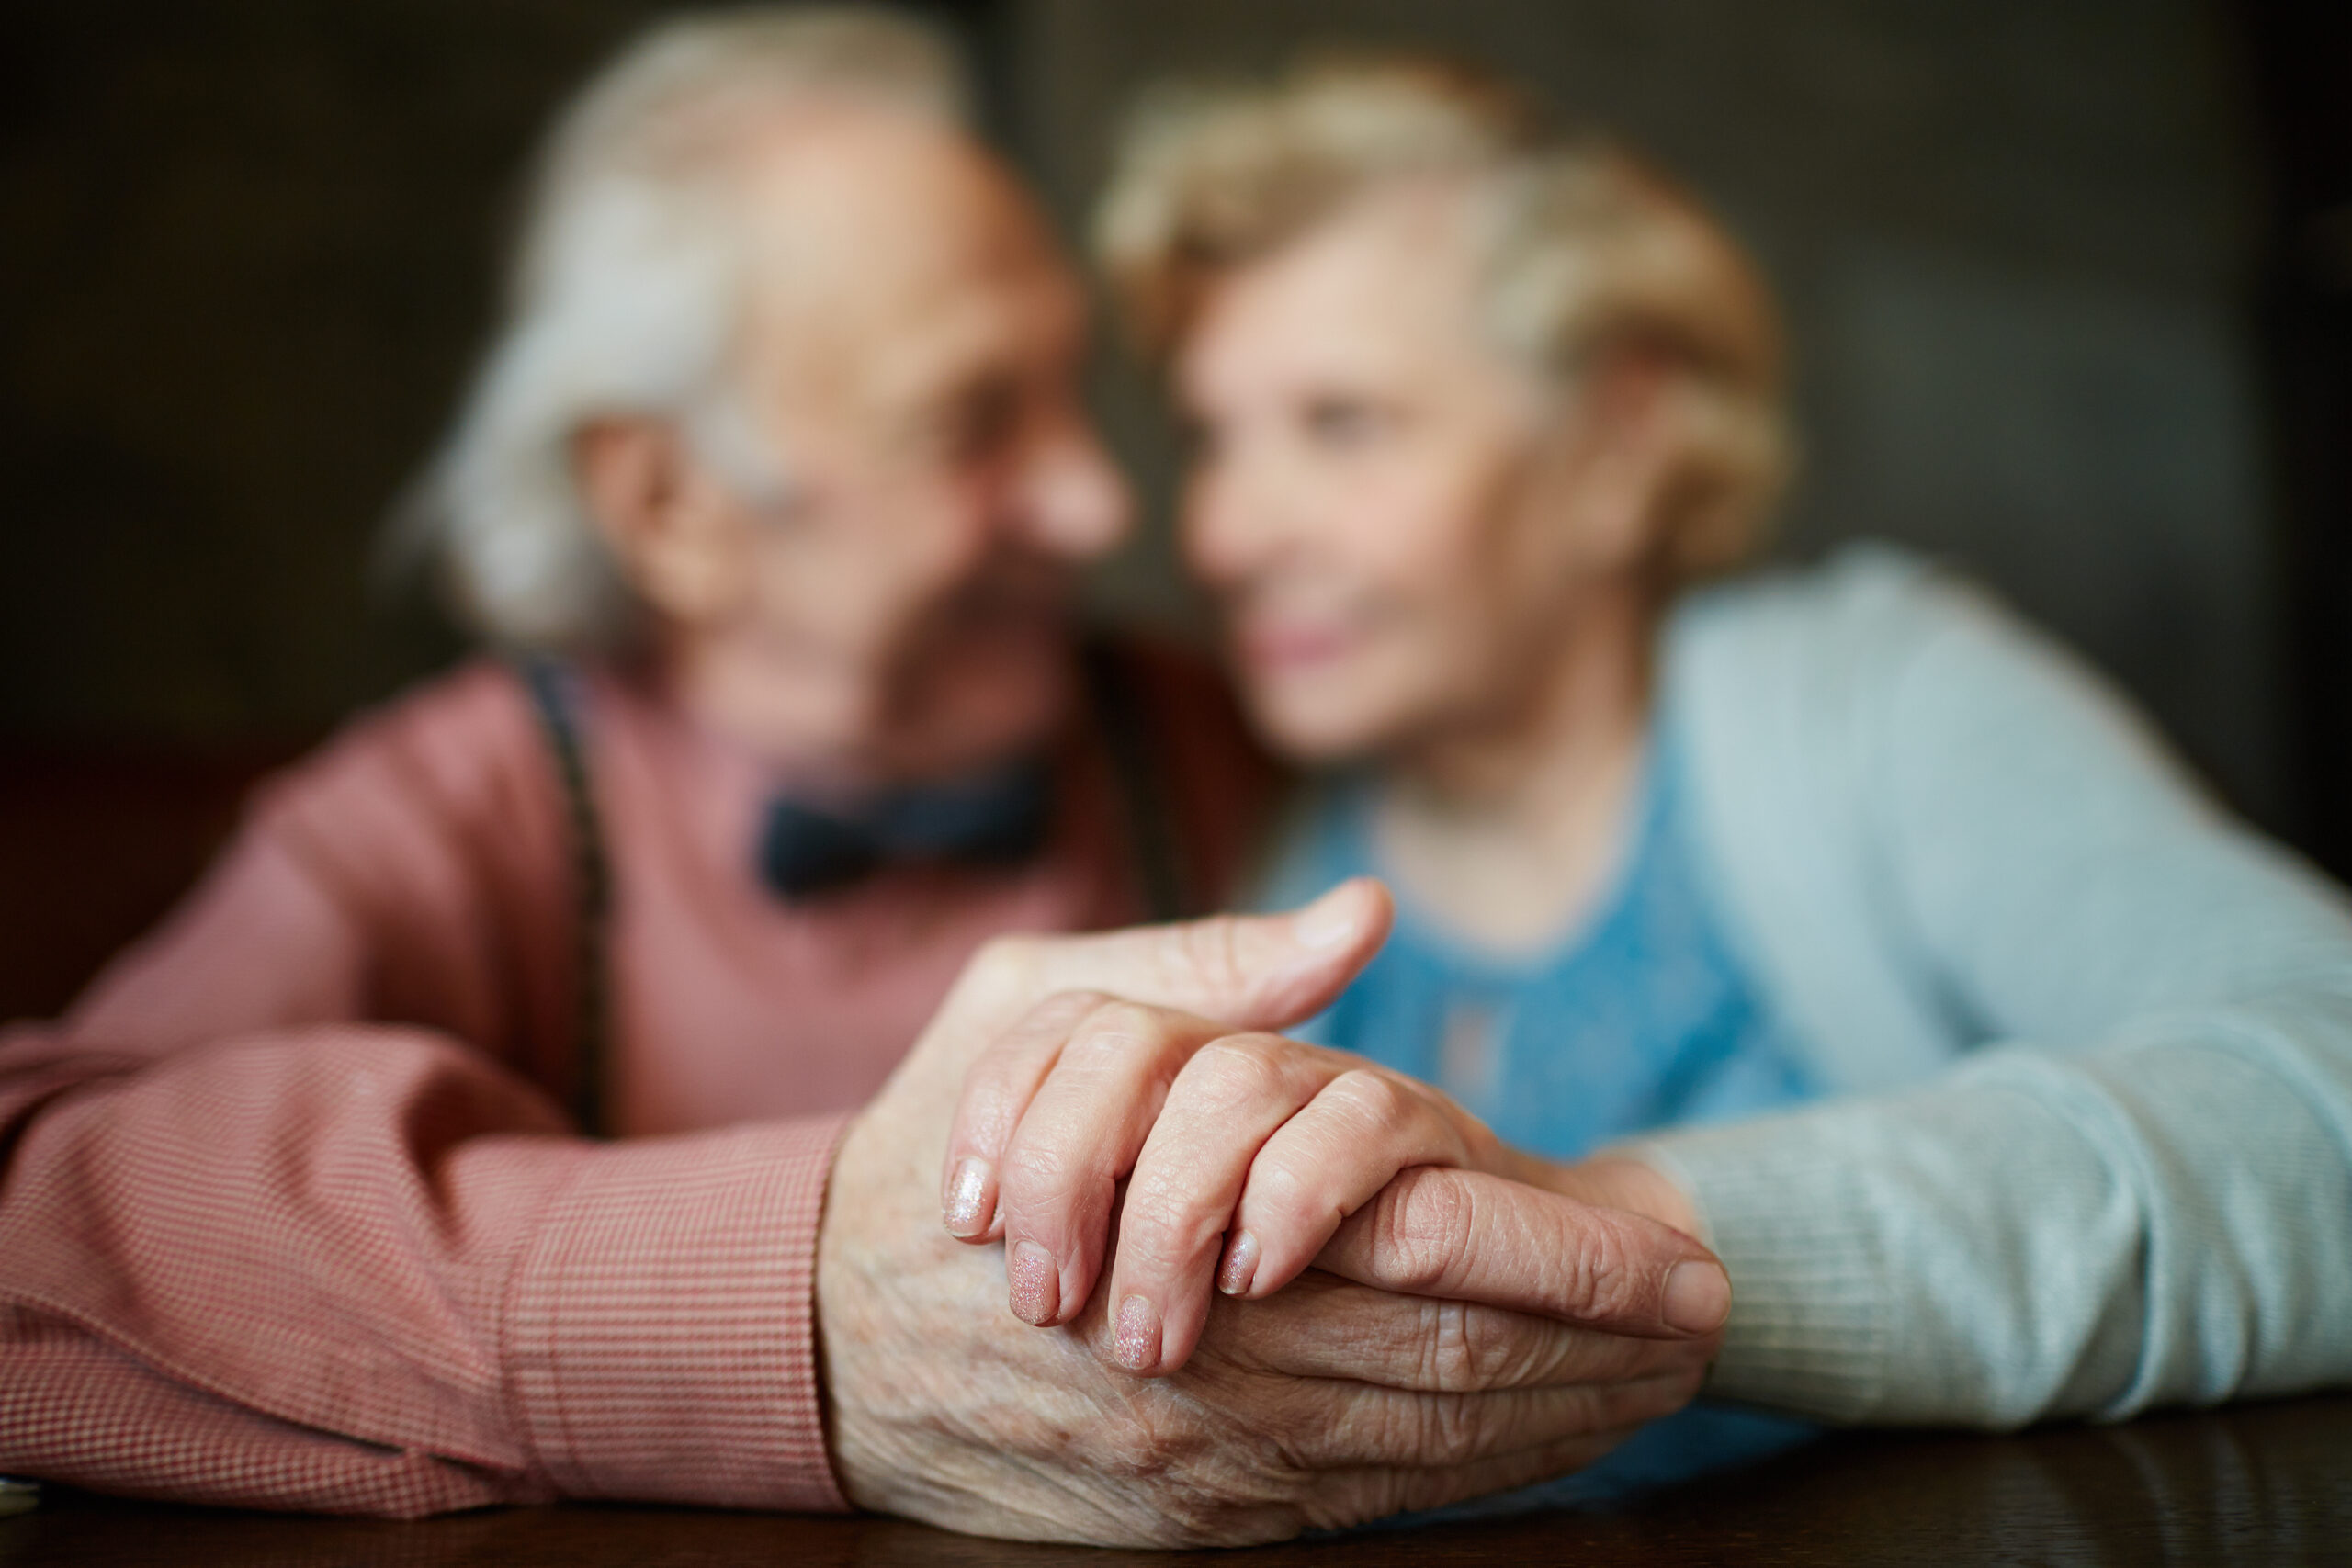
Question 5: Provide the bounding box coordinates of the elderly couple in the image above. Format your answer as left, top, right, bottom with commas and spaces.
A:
5, 6, 2349, 1548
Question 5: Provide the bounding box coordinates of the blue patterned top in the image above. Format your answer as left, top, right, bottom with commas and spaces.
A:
1262, 720, 1817, 1161
1262, 720, 1828, 1513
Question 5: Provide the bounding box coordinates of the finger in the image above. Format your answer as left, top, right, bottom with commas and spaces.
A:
1025, 877, 1393, 1032
940, 989, 1108, 1242
996, 999, 1227, 1327
1098, 1033, 1343, 1375
1317, 1167, 1733, 1338
1284, 1366, 1704, 1470
1221, 1067, 1486, 1302
1204, 1270, 1706, 1393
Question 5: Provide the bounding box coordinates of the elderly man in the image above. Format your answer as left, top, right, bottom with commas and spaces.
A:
0, 8, 1724, 1545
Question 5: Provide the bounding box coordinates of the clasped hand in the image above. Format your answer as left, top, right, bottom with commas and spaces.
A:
941, 877, 1731, 1375
819, 879, 1729, 1546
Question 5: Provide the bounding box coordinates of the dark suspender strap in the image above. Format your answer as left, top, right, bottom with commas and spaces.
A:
516, 656, 613, 1139
522, 644, 1172, 1136
1080, 637, 1190, 923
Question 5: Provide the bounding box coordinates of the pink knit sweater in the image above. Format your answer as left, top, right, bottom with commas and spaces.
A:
0, 654, 1267, 1516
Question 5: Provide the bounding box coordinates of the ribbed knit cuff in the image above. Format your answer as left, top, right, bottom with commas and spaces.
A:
505, 1114, 853, 1510
1624, 1119, 1889, 1422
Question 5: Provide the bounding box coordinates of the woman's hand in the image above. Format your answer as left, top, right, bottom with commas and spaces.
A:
946, 1010, 1525, 1377
935, 879, 1702, 1378
827, 874, 1717, 1543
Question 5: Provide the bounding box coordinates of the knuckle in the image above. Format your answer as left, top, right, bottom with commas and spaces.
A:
1085, 998, 1164, 1038
1179, 1034, 1289, 1108
1560, 1222, 1638, 1320
1113, 1224, 1208, 1282
1077, 1404, 1308, 1547
1449, 1303, 1527, 1391
1238, 1150, 1324, 1238
1326, 1067, 1418, 1129
1120, 1177, 1226, 1260
1033, 988, 1114, 1028
1424, 1300, 1479, 1392
1090, 1416, 1181, 1486
953, 1097, 1020, 1164
1061, 1000, 1164, 1070
1371, 1168, 1475, 1294
1411, 1392, 1484, 1466
1000, 1138, 1084, 1203
1421, 1300, 1560, 1393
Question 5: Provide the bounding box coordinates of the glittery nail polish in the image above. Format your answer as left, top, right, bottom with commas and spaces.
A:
1113, 1294, 1161, 1371
943, 1157, 990, 1236
1217, 1230, 1261, 1296
1008, 1241, 1059, 1325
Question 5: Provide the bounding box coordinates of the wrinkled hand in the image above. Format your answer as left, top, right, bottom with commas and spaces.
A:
938, 985, 1729, 1380
816, 882, 1721, 1545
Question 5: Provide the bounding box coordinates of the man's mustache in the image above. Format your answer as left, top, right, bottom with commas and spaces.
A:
935, 552, 1080, 626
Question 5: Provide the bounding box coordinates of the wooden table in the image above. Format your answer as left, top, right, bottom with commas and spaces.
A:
6, 1393, 2346, 1565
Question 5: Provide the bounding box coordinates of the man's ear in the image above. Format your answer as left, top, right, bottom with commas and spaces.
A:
574, 416, 749, 626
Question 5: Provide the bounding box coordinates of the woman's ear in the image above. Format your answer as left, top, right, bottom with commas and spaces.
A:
573, 417, 750, 626
1562, 348, 1682, 571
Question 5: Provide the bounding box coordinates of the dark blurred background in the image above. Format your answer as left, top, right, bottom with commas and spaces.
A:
3, 0, 2346, 1019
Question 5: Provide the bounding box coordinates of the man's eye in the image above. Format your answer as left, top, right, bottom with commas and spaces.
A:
922, 377, 1023, 466
1302, 399, 1391, 448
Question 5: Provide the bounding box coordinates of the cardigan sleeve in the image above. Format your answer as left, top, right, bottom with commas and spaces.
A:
1633, 568, 2352, 1427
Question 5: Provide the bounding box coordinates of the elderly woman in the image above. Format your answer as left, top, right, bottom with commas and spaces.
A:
948, 57, 2352, 1446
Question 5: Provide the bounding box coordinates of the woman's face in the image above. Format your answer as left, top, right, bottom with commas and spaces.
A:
1175, 188, 1629, 766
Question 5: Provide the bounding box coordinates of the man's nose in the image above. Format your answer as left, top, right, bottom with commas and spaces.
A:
1007, 416, 1132, 563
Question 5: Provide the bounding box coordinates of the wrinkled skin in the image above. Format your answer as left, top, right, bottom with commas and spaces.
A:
816, 901, 1715, 1546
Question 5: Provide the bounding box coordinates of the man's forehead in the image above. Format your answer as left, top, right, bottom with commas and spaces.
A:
731, 108, 1079, 411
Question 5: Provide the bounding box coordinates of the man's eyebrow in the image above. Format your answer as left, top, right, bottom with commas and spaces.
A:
862, 314, 1001, 410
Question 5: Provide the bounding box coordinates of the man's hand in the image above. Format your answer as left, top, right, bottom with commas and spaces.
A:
815, 884, 1724, 1545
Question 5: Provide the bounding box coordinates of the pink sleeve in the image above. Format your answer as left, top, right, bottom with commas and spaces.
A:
4, 668, 851, 1515
0, 1021, 851, 1516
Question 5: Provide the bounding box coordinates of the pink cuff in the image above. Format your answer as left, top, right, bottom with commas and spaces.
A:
504, 1114, 853, 1510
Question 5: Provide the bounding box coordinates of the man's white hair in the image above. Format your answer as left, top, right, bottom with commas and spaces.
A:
395, 6, 970, 649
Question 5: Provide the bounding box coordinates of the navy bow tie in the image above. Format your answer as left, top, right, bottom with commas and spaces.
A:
756, 754, 1057, 900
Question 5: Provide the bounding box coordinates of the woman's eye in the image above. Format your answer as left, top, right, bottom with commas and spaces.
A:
1302, 399, 1391, 448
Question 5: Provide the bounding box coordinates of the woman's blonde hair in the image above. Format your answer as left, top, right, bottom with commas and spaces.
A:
1094, 58, 1792, 579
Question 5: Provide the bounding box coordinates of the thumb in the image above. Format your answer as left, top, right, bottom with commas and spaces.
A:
1024, 877, 1393, 1032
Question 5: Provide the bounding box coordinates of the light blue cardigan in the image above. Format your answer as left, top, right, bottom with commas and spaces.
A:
1626, 544, 2352, 1427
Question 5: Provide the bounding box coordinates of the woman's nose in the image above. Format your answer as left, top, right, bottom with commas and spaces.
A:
1182, 458, 1285, 590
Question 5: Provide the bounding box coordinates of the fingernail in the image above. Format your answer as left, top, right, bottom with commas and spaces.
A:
1662, 1261, 1732, 1335
1293, 883, 1361, 949
943, 1157, 991, 1237
1113, 1294, 1161, 1371
1009, 1241, 1060, 1325
1217, 1229, 1261, 1296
